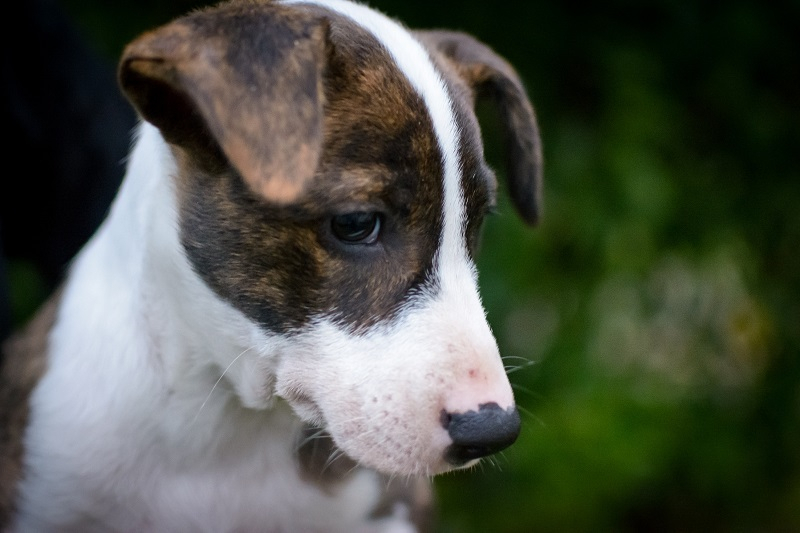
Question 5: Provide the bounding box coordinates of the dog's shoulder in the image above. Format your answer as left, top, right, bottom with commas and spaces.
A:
0, 290, 60, 527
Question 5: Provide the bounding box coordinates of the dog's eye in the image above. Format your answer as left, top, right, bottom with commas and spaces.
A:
330, 212, 382, 245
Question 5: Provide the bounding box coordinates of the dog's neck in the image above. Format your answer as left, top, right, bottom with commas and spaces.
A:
58, 123, 287, 443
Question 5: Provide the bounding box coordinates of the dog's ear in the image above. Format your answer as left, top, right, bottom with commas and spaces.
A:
417, 31, 543, 225
118, 4, 329, 204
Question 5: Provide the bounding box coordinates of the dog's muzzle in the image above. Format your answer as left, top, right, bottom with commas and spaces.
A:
441, 402, 521, 465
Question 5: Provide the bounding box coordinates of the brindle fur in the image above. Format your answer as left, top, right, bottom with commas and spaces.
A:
0, 292, 60, 527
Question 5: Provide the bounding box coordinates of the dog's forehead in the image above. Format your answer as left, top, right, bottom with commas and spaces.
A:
294, 0, 494, 210
299, 8, 447, 209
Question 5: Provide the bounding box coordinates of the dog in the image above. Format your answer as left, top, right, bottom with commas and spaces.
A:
0, 0, 542, 530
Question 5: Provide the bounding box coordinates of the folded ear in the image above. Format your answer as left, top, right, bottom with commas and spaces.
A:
417, 31, 543, 225
118, 3, 329, 204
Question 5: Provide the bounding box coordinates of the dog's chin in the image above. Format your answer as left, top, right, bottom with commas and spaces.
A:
325, 417, 456, 477
328, 430, 457, 478
300, 429, 483, 481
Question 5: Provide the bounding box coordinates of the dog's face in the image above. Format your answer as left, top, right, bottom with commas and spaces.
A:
119, 0, 541, 476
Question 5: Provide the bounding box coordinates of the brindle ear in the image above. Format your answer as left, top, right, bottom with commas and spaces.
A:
417, 30, 543, 225
118, 3, 329, 204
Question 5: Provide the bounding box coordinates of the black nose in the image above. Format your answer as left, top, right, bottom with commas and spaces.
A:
442, 402, 521, 466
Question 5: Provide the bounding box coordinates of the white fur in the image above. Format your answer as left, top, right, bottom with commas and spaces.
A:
13, 0, 514, 529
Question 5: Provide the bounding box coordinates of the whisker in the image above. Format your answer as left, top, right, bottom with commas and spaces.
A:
192, 346, 256, 423
511, 383, 545, 401
344, 460, 362, 478
502, 355, 534, 363
296, 427, 330, 450
321, 448, 347, 475
504, 358, 538, 375
516, 403, 547, 430
495, 451, 511, 469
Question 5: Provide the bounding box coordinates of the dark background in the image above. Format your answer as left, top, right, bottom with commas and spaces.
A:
3, 0, 799, 531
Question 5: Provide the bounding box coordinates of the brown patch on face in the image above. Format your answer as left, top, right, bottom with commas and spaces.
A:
0, 290, 60, 527
171, 10, 446, 334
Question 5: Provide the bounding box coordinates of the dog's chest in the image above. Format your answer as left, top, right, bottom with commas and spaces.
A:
120, 448, 384, 533
15, 397, 387, 532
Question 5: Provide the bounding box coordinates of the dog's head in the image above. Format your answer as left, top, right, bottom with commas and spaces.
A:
118, 0, 542, 477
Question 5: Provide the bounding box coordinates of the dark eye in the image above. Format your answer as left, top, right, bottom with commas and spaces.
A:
330, 212, 382, 245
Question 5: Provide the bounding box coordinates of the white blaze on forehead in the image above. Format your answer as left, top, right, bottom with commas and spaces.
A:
284, 0, 471, 285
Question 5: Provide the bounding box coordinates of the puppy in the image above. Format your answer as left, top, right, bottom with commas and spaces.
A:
0, 0, 542, 531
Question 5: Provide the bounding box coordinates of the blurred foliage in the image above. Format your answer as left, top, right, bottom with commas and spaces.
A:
11, 0, 800, 531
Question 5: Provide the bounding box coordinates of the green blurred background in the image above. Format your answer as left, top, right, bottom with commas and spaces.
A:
7, 0, 800, 531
